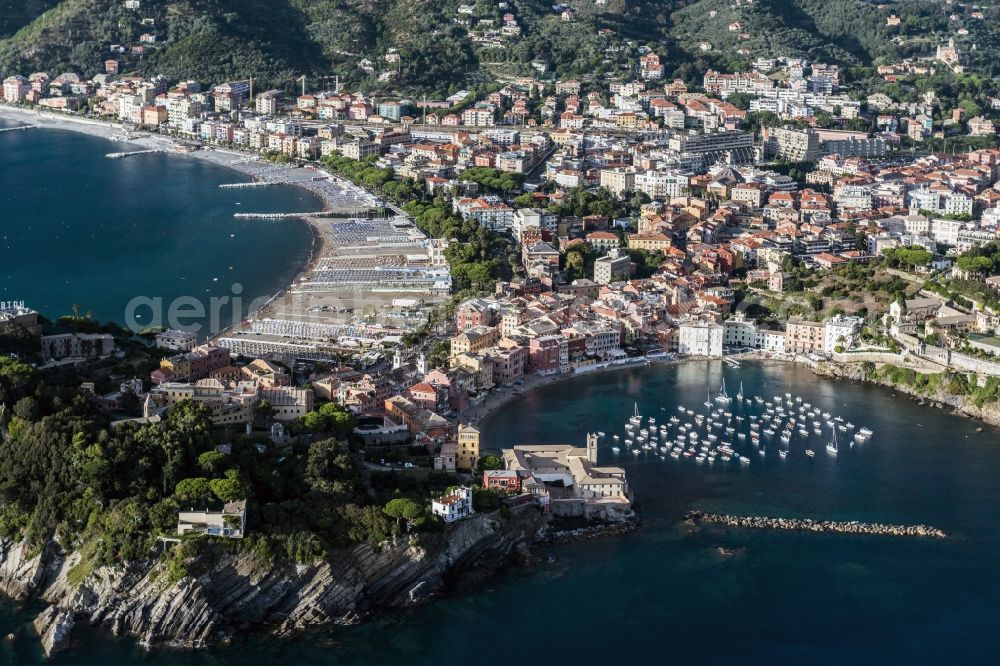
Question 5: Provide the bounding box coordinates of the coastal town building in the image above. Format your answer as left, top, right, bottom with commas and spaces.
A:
483, 469, 521, 493
155, 329, 197, 352
824, 315, 864, 353
41, 333, 116, 363
502, 434, 632, 521
150, 379, 256, 425
450, 325, 499, 356
456, 423, 480, 471
431, 486, 475, 523
0, 301, 41, 336
678, 318, 724, 357
158, 344, 231, 383
785, 319, 826, 354
177, 500, 246, 539
594, 249, 632, 285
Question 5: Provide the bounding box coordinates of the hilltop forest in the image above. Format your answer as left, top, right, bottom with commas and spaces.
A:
0, 0, 994, 94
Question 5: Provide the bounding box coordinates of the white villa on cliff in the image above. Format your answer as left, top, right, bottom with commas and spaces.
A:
177, 500, 247, 539
431, 486, 475, 523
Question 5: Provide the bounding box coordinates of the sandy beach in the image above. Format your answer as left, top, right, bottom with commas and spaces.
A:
0, 104, 384, 338
0, 104, 377, 222
462, 352, 813, 427
460, 357, 682, 426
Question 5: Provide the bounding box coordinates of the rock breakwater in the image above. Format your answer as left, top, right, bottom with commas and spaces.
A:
685, 511, 947, 538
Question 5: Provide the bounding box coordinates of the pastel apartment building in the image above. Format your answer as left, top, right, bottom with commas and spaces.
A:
159, 344, 231, 382
3, 75, 29, 102
450, 325, 499, 356
785, 318, 826, 354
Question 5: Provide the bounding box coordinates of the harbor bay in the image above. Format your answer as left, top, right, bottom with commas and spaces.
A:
0, 118, 317, 333
1, 360, 998, 663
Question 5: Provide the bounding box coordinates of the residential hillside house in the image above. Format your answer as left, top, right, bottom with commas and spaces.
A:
431, 486, 475, 523
483, 469, 522, 493
177, 500, 246, 539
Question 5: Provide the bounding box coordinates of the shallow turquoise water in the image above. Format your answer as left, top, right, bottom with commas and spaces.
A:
2, 360, 999, 663
0, 119, 316, 334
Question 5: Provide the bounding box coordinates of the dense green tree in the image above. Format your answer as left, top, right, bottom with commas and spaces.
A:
197, 450, 228, 476
175, 478, 213, 505
210, 469, 248, 502
304, 438, 357, 500
383, 497, 425, 532
12, 396, 40, 422
477, 455, 503, 472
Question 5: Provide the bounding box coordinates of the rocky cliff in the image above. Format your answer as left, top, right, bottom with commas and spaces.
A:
5, 507, 549, 657
813, 360, 1000, 427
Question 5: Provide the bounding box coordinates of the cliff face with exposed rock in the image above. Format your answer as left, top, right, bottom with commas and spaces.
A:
3, 507, 549, 657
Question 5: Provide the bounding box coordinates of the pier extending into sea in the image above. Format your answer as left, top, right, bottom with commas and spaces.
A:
233, 210, 338, 219
219, 181, 286, 189
106, 149, 160, 159
685, 511, 947, 538
0, 124, 38, 133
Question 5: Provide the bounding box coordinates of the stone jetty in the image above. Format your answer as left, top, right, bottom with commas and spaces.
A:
105, 149, 160, 159
233, 210, 334, 219
684, 511, 946, 539
218, 181, 285, 189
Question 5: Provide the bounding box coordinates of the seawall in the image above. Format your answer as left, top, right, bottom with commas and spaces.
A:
685, 511, 947, 538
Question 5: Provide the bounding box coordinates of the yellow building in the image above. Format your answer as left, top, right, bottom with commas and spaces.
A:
450, 325, 499, 357
626, 231, 672, 253
457, 423, 480, 471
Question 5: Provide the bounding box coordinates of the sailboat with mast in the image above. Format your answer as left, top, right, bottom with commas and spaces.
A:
715, 377, 731, 404
629, 402, 643, 426
826, 424, 839, 455
736, 381, 744, 401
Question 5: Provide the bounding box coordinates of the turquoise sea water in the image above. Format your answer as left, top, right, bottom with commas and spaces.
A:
0, 119, 316, 334
1, 360, 999, 664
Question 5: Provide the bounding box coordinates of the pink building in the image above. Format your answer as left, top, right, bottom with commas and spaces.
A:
404, 382, 440, 411
528, 335, 565, 374
348, 102, 371, 120
3, 75, 29, 103
490, 343, 526, 385
483, 469, 521, 493
456, 299, 497, 331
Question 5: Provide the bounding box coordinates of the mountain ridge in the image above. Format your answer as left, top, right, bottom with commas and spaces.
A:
0, 0, 977, 93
